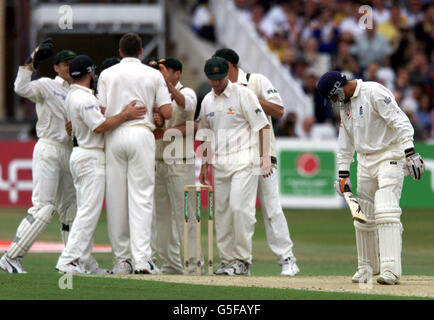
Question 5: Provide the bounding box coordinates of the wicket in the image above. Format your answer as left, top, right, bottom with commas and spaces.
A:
183, 185, 213, 275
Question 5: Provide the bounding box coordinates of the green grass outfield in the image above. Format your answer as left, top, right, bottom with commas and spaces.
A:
0, 208, 433, 300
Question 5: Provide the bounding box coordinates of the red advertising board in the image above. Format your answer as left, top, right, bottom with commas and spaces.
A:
0, 140, 36, 208
0, 140, 215, 208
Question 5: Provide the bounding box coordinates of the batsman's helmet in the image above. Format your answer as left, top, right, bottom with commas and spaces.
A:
316, 71, 347, 100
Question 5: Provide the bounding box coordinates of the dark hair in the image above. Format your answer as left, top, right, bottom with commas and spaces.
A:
119, 33, 142, 57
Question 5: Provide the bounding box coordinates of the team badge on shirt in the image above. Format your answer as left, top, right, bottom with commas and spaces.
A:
254, 108, 262, 114
226, 107, 236, 115
384, 96, 391, 105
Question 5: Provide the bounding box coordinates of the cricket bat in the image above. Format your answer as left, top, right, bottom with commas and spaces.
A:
343, 185, 367, 223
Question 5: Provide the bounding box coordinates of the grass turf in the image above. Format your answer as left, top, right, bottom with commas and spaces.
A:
0, 208, 433, 300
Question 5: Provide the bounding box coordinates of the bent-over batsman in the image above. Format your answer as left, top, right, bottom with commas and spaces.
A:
317, 71, 425, 285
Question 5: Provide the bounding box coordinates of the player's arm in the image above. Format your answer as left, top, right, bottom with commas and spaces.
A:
15, 38, 55, 102
155, 72, 173, 120
335, 123, 355, 196
257, 75, 284, 118
372, 88, 425, 180
94, 101, 147, 134
14, 65, 46, 103
259, 124, 272, 178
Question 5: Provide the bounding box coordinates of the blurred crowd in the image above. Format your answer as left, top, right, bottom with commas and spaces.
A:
193, 0, 434, 141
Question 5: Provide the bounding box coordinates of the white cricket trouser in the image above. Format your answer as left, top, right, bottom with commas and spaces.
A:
356, 144, 405, 276
7, 139, 76, 259
153, 160, 197, 274
258, 167, 295, 265
357, 145, 404, 203
57, 147, 105, 269
214, 150, 259, 265
105, 125, 155, 270
30, 139, 76, 225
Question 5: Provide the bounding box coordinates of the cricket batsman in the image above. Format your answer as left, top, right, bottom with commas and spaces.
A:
316, 71, 425, 285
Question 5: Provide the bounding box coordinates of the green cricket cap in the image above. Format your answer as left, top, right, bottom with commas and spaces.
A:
204, 57, 228, 80
100, 56, 121, 73
53, 50, 77, 65
158, 57, 183, 72
213, 48, 239, 65
144, 56, 160, 69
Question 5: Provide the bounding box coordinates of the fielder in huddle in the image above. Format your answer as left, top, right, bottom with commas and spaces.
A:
213, 48, 299, 276
317, 71, 425, 285
56, 55, 146, 274
97, 33, 172, 274
0, 40, 77, 273
152, 57, 199, 274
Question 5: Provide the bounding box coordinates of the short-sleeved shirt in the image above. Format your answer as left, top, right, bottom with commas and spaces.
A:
155, 81, 197, 161
66, 84, 105, 149
237, 68, 284, 159
197, 80, 268, 156
14, 67, 71, 144
97, 57, 171, 131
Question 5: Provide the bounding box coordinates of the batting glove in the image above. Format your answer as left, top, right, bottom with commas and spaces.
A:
334, 170, 352, 196
404, 148, 425, 180
25, 38, 54, 71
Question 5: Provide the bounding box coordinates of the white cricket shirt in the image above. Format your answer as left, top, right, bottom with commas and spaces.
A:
197, 80, 269, 156
97, 57, 171, 131
66, 84, 105, 149
237, 68, 284, 159
337, 79, 415, 171
14, 67, 71, 144
155, 81, 197, 160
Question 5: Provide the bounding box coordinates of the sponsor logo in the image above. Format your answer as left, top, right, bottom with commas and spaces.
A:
0, 160, 33, 203
84, 105, 98, 111
206, 112, 215, 118
296, 153, 320, 177
359, 106, 363, 115
266, 88, 278, 94
254, 108, 262, 114
52, 91, 66, 101
226, 107, 236, 115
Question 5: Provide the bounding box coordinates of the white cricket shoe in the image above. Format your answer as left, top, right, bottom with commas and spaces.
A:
213, 262, 229, 275
57, 261, 89, 274
113, 260, 133, 274
351, 268, 374, 283
377, 270, 400, 285
134, 260, 158, 274
0, 254, 27, 274
224, 260, 250, 276
281, 257, 299, 276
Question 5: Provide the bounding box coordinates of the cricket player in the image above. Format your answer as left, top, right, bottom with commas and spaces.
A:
197, 57, 271, 276
0, 39, 77, 273
317, 71, 425, 285
213, 48, 299, 276
97, 33, 172, 274
151, 57, 199, 274
56, 55, 147, 274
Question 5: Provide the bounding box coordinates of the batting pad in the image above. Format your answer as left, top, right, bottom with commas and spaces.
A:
375, 189, 403, 277
354, 198, 379, 274
7, 205, 55, 259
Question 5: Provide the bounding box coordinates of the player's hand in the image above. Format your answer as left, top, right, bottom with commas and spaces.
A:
100, 106, 106, 115
153, 107, 164, 127
334, 170, 352, 196
199, 163, 209, 185
404, 148, 425, 180
260, 156, 273, 178
65, 119, 72, 136
25, 38, 54, 71
123, 100, 147, 120
158, 64, 170, 83
153, 128, 165, 140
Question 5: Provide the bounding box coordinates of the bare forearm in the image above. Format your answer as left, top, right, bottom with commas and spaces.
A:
94, 112, 128, 133
259, 99, 284, 118
259, 124, 270, 158
168, 83, 186, 108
